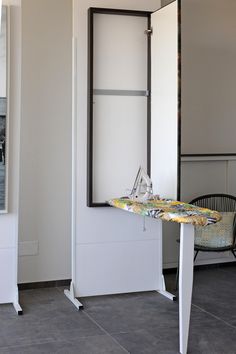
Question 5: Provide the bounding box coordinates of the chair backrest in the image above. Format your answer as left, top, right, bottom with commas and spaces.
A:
190, 194, 236, 247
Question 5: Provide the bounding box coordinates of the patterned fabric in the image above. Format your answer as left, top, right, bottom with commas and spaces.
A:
108, 197, 222, 226
195, 212, 235, 248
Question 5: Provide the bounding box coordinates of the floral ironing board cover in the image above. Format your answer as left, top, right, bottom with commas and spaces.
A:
108, 198, 221, 226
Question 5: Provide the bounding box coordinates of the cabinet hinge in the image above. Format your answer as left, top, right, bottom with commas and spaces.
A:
144, 28, 153, 35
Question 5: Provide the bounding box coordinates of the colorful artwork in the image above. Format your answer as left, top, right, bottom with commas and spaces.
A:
108, 197, 222, 226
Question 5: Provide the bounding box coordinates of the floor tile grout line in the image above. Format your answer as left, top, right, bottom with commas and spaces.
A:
192, 303, 236, 330
83, 310, 130, 354
56, 286, 65, 294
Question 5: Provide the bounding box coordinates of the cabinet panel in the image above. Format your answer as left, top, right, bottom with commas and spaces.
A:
151, 1, 179, 199
0, 248, 15, 304
75, 239, 161, 297
181, 161, 227, 202
93, 13, 148, 90
93, 95, 147, 203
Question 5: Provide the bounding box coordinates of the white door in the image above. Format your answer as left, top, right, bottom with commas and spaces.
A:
151, 1, 179, 200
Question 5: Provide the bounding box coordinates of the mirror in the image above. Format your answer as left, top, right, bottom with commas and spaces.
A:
0, 6, 8, 212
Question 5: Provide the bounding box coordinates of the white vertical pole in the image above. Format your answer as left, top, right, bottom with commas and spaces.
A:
179, 223, 195, 354
5, 3, 10, 213
64, 5, 82, 308
10, 2, 22, 314
0, 1, 2, 30
71, 34, 77, 293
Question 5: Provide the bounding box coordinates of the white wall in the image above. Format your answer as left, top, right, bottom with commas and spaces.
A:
19, 0, 72, 283
0, 0, 21, 303
182, 0, 236, 154
73, 0, 161, 297
161, 0, 173, 6
180, 0, 236, 266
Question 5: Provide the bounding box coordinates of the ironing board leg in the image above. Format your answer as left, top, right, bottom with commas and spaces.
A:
179, 223, 195, 354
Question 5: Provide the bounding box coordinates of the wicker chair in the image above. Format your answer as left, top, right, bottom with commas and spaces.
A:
175, 194, 236, 289
190, 194, 236, 260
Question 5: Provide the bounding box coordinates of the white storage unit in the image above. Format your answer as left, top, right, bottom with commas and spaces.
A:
0, 2, 22, 313
70, 0, 179, 301
69, 0, 179, 302
70, 0, 162, 301
69, 0, 236, 302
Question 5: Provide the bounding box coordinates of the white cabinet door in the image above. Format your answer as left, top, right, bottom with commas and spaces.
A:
151, 1, 179, 199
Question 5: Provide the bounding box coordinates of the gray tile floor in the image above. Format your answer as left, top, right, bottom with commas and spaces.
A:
0, 265, 236, 353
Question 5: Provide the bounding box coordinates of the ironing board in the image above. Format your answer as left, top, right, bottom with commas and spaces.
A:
108, 197, 221, 354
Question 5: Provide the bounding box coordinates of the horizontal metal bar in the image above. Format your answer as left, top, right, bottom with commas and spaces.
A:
90, 7, 151, 17
182, 153, 236, 157
93, 89, 149, 97
181, 154, 236, 162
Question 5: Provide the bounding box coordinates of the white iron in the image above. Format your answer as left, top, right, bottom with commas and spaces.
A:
129, 166, 154, 202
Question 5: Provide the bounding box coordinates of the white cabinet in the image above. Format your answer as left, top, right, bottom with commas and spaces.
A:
0, 3, 22, 312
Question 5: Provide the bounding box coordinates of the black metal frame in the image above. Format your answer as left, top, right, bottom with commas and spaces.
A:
182, 154, 236, 157
88, 3, 182, 207
87, 7, 152, 207
177, 0, 181, 200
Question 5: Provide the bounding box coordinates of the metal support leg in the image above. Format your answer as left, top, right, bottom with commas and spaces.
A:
231, 249, 236, 258
13, 301, 23, 315
64, 281, 83, 310
158, 274, 177, 301
179, 223, 195, 354
194, 250, 199, 261
157, 220, 176, 301
13, 286, 23, 315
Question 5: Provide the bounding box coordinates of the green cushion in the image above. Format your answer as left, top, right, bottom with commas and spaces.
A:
195, 212, 235, 248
